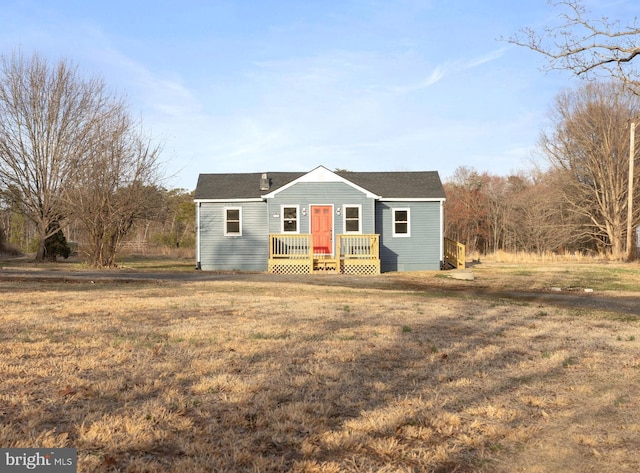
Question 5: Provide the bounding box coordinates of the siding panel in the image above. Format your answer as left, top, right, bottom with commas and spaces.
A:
197, 184, 443, 272
268, 182, 376, 237
376, 201, 442, 271
198, 202, 268, 271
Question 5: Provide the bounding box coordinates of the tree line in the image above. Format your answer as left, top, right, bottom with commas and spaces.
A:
452, 0, 640, 260
0, 50, 195, 266
0, 185, 195, 261
445, 80, 640, 259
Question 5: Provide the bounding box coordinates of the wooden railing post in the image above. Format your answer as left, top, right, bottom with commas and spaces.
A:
458, 241, 465, 268
308, 234, 314, 272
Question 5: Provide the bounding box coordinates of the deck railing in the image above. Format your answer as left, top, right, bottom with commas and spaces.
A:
268, 234, 380, 274
269, 234, 313, 274
337, 234, 379, 259
444, 237, 466, 269
338, 234, 380, 275
269, 234, 313, 259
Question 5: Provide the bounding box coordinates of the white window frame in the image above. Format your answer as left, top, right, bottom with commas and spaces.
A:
281, 205, 300, 233
224, 206, 242, 236
392, 208, 410, 237
343, 204, 362, 234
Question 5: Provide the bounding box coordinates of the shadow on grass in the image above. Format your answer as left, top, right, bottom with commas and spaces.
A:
1, 282, 638, 472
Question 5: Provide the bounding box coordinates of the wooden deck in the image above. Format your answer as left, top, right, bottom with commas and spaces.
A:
268, 234, 380, 275
444, 237, 466, 269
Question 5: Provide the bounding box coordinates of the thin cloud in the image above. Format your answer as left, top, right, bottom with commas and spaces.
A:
465, 47, 507, 68
89, 45, 198, 117
393, 47, 507, 93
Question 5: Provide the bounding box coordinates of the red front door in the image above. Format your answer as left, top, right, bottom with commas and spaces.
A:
311, 206, 333, 255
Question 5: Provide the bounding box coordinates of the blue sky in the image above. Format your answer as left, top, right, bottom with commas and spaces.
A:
0, 1, 636, 190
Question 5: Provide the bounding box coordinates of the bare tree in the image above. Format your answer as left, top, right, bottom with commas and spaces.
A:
507, 170, 585, 254
65, 108, 162, 267
509, 0, 640, 92
445, 165, 601, 256
444, 167, 491, 254
0, 51, 113, 261
540, 81, 640, 257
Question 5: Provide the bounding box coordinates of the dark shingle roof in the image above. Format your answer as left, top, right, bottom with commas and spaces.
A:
336, 171, 446, 199
194, 169, 445, 200
194, 172, 303, 200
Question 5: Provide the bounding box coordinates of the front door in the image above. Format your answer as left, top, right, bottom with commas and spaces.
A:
311, 206, 333, 256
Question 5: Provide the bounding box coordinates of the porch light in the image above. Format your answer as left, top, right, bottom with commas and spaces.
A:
336, 208, 341, 215
302, 208, 307, 216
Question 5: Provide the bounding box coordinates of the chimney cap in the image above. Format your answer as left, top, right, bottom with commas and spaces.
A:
260, 173, 270, 191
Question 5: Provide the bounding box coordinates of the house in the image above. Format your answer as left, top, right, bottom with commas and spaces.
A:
194, 165, 446, 274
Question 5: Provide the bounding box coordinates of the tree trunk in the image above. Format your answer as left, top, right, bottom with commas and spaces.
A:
34, 222, 48, 262
35, 239, 46, 262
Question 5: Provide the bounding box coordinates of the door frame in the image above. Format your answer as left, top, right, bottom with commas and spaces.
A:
309, 204, 334, 256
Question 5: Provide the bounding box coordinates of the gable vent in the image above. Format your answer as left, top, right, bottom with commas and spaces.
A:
260, 173, 270, 191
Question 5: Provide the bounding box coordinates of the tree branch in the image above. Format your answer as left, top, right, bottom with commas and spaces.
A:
508, 0, 640, 89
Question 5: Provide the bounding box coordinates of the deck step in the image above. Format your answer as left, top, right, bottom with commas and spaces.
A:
314, 259, 339, 271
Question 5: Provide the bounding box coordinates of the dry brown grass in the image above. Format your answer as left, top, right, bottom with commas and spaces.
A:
1, 270, 639, 472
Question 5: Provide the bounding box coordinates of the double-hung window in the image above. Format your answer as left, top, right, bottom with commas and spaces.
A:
393, 208, 410, 237
282, 206, 299, 233
344, 205, 361, 233
224, 207, 242, 236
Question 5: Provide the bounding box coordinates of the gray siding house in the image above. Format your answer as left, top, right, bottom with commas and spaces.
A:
194, 166, 446, 273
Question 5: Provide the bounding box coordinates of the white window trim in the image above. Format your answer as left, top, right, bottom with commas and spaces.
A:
281, 204, 300, 234
224, 206, 242, 236
343, 204, 362, 234
392, 208, 411, 237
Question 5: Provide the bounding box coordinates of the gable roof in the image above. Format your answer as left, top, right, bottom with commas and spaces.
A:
194, 166, 446, 201
262, 166, 381, 199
